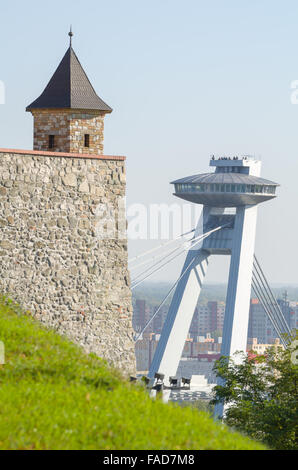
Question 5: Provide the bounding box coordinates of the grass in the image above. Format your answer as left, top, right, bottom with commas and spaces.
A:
0, 297, 266, 450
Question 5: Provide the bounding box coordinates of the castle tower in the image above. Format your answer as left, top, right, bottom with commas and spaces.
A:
0, 31, 136, 375
26, 31, 112, 154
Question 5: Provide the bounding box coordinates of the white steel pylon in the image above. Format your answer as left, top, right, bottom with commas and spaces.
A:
148, 156, 278, 417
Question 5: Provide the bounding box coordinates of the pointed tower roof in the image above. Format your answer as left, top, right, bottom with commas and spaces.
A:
26, 43, 112, 113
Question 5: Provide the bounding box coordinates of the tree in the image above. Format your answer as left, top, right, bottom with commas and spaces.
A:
211, 334, 298, 450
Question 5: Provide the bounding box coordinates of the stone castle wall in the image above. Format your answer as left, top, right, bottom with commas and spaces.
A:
31, 109, 105, 155
0, 149, 136, 374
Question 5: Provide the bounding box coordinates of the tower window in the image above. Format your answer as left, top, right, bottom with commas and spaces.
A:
49, 135, 55, 149
84, 134, 90, 148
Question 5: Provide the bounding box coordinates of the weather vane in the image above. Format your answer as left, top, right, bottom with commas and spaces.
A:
68, 26, 74, 47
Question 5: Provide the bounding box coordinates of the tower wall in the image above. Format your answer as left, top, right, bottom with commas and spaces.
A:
31, 109, 105, 155
0, 149, 136, 375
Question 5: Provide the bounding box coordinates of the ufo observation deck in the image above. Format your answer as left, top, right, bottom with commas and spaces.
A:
171, 156, 278, 207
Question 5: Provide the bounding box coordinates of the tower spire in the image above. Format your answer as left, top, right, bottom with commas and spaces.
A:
68, 26, 73, 47
26, 28, 112, 154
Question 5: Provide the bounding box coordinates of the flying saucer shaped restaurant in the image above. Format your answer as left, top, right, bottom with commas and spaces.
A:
171, 159, 278, 207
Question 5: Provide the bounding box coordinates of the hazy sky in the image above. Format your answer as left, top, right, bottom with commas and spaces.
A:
0, 0, 297, 284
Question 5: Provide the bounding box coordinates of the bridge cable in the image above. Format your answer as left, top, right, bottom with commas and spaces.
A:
251, 275, 287, 348
131, 244, 185, 284
128, 228, 195, 264
253, 256, 291, 335
130, 230, 204, 273
131, 230, 213, 283
134, 253, 200, 342
253, 256, 291, 336
133, 224, 226, 340
131, 225, 225, 290
252, 267, 289, 337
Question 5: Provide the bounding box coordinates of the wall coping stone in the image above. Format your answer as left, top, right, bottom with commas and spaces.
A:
0, 148, 126, 161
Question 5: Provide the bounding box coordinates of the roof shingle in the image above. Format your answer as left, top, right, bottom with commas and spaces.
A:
26, 47, 112, 113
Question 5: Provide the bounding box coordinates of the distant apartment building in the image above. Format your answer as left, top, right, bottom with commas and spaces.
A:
183, 300, 225, 339
152, 305, 168, 334
277, 293, 298, 331
191, 302, 225, 337
248, 297, 296, 344
135, 331, 222, 373
289, 302, 298, 331
248, 298, 268, 343
277, 296, 291, 328
182, 334, 221, 356
133, 297, 225, 373
247, 337, 284, 355
135, 337, 150, 372
132, 299, 151, 333
248, 298, 280, 344
133, 296, 226, 338
133, 293, 297, 375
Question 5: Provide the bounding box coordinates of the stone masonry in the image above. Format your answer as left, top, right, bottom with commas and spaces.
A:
0, 148, 136, 375
31, 109, 105, 154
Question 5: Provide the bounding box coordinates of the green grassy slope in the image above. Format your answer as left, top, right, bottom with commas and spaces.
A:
0, 298, 265, 450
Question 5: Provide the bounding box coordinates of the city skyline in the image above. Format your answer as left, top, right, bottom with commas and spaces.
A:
132, 289, 297, 376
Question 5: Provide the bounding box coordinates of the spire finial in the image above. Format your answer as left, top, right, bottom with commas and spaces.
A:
68, 26, 74, 47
